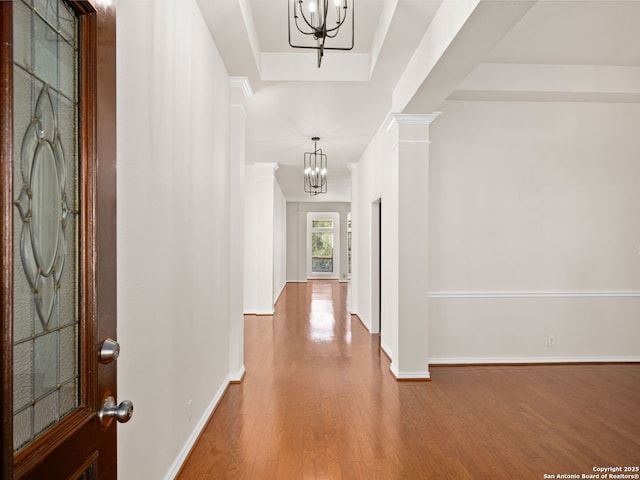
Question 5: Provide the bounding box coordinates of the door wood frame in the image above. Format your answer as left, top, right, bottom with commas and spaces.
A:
1, 1, 14, 475
94, 3, 118, 476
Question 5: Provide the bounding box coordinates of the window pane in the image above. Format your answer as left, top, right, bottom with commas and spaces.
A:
312, 258, 333, 272
311, 232, 333, 273
312, 232, 333, 256
312, 220, 333, 228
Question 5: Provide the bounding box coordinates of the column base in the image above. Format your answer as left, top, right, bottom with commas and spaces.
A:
229, 365, 246, 383
389, 363, 431, 381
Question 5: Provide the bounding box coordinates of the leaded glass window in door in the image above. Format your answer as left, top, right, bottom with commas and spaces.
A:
12, 0, 80, 452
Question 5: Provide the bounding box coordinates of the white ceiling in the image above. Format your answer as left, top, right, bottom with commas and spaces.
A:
197, 0, 640, 203
487, 1, 640, 67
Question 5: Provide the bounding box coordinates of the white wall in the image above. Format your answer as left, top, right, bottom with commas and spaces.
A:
351, 132, 390, 343
353, 99, 640, 363
286, 203, 305, 282
117, 1, 232, 478
427, 100, 640, 362
286, 202, 351, 282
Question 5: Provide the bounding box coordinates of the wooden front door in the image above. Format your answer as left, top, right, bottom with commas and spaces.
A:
1, 0, 120, 478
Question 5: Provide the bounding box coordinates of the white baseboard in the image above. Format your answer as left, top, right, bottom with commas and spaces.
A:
390, 363, 431, 380
273, 282, 286, 306
244, 309, 275, 315
164, 376, 231, 480
428, 291, 640, 299
352, 312, 371, 332
380, 341, 392, 360
428, 356, 640, 365
229, 365, 246, 383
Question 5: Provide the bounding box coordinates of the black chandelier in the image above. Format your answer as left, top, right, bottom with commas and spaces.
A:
304, 137, 327, 196
288, 0, 354, 68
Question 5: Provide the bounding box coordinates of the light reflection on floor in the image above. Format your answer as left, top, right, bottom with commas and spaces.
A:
309, 282, 336, 343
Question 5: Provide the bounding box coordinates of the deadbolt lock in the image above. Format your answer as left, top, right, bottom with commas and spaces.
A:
99, 338, 120, 364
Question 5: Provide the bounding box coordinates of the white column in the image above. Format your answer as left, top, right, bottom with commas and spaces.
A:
348, 163, 358, 314
339, 210, 349, 282
229, 77, 252, 381
297, 210, 306, 281
244, 162, 279, 315
382, 112, 440, 380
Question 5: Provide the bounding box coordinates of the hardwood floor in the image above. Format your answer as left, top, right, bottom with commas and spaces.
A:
177, 280, 640, 479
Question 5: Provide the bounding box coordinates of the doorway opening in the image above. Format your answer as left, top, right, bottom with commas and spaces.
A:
307, 212, 340, 280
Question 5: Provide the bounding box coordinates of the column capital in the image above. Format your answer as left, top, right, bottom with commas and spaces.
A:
230, 77, 253, 117
253, 162, 279, 177
229, 76, 253, 99
382, 112, 441, 132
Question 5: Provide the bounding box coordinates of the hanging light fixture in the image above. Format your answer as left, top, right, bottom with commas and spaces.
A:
304, 137, 327, 196
288, 0, 354, 68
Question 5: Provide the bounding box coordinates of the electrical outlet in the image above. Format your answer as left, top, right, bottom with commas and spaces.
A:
547, 335, 555, 348
186, 399, 192, 422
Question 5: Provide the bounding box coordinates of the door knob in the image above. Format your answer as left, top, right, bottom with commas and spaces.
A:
99, 395, 133, 428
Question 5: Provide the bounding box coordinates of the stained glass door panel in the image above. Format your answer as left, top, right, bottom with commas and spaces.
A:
12, 0, 80, 453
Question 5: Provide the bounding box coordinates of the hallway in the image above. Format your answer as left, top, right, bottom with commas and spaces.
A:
177, 281, 640, 479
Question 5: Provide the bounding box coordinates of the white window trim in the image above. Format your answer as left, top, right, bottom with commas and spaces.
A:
307, 212, 340, 279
